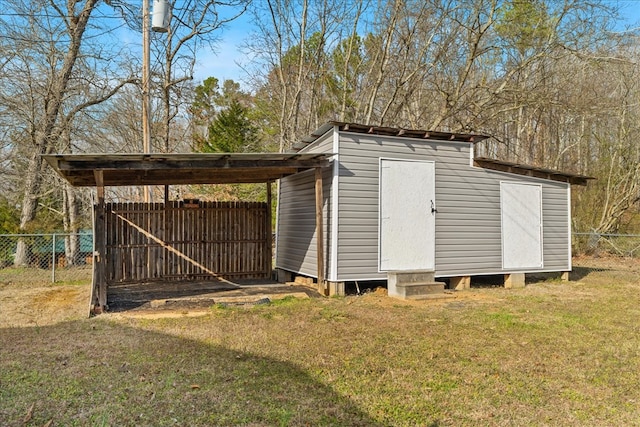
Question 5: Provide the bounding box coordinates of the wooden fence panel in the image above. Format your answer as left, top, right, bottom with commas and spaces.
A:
103, 201, 271, 283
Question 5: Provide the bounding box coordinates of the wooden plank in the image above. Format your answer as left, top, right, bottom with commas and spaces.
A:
103, 200, 272, 288
239, 202, 245, 275
152, 204, 159, 279
266, 182, 272, 278
91, 171, 108, 313
116, 203, 123, 282
203, 204, 208, 277
122, 202, 130, 281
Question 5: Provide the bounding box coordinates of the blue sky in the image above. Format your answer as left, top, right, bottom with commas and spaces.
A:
192, 12, 253, 84
615, 0, 640, 30
192, 1, 640, 88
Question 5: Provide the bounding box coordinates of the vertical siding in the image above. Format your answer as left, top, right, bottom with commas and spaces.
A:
334, 132, 571, 281
336, 133, 462, 280
275, 132, 333, 278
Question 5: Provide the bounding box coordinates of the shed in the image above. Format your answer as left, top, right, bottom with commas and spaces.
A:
275, 122, 593, 298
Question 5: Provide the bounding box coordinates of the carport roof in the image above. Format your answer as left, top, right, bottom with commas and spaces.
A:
43, 152, 331, 187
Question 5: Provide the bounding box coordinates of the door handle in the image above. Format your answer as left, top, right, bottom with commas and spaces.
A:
431, 200, 437, 214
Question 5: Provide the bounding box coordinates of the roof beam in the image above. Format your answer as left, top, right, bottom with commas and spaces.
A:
56, 157, 329, 172
43, 153, 333, 188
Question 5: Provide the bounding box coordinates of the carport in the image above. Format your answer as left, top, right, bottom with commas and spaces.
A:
44, 153, 331, 314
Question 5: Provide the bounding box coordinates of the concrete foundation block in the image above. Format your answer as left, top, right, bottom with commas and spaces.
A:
293, 275, 314, 286
450, 276, 471, 290
504, 273, 525, 289
387, 271, 445, 300
389, 271, 436, 285
276, 268, 293, 283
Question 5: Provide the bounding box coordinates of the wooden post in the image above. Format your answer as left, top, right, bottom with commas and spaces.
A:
266, 181, 273, 279
163, 185, 170, 279
92, 170, 107, 314
142, 0, 151, 203
315, 167, 325, 294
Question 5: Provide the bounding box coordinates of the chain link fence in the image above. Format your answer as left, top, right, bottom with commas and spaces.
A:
0, 233, 93, 285
573, 232, 640, 258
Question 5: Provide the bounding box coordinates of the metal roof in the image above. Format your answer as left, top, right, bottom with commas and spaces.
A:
474, 157, 594, 186
293, 121, 490, 151
294, 121, 592, 186
43, 152, 331, 187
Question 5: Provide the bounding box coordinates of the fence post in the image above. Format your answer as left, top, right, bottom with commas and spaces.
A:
51, 233, 56, 283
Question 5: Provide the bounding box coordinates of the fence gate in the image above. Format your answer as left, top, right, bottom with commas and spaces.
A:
100, 201, 271, 284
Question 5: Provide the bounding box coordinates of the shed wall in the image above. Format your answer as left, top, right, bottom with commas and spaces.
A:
335, 132, 570, 280
276, 130, 571, 282
275, 132, 334, 278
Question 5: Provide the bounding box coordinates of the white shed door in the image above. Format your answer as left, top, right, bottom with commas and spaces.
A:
380, 159, 435, 271
501, 182, 543, 269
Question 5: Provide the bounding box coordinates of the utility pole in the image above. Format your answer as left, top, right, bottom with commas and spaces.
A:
142, 0, 152, 202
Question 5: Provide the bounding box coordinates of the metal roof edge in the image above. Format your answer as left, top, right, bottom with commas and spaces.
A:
473, 157, 595, 186
293, 121, 490, 152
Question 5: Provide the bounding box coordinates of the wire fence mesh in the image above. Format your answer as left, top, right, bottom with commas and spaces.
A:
0, 233, 93, 285
573, 233, 640, 258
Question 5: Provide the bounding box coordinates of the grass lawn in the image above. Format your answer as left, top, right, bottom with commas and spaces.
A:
1, 260, 639, 426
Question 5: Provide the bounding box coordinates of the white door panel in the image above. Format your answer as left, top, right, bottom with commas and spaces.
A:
501, 182, 543, 269
380, 159, 435, 271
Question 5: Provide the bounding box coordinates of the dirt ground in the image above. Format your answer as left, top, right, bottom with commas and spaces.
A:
0, 280, 322, 326
0, 282, 91, 328
1, 255, 637, 328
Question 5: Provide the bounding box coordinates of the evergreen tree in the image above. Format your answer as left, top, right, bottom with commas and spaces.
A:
201, 99, 260, 153
192, 78, 262, 153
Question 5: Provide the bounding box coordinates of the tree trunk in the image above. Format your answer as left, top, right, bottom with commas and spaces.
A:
63, 184, 81, 266
16, 0, 98, 241
14, 151, 44, 266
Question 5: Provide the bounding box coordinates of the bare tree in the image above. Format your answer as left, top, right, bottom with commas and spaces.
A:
247, 0, 361, 151
0, 0, 136, 264
151, 0, 250, 153
231, 0, 638, 232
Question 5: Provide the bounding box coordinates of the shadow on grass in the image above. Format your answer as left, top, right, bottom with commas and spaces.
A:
106, 280, 321, 312
568, 265, 609, 281
0, 320, 381, 427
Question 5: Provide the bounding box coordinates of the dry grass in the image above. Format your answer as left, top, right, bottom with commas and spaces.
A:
1, 260, 639, 426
